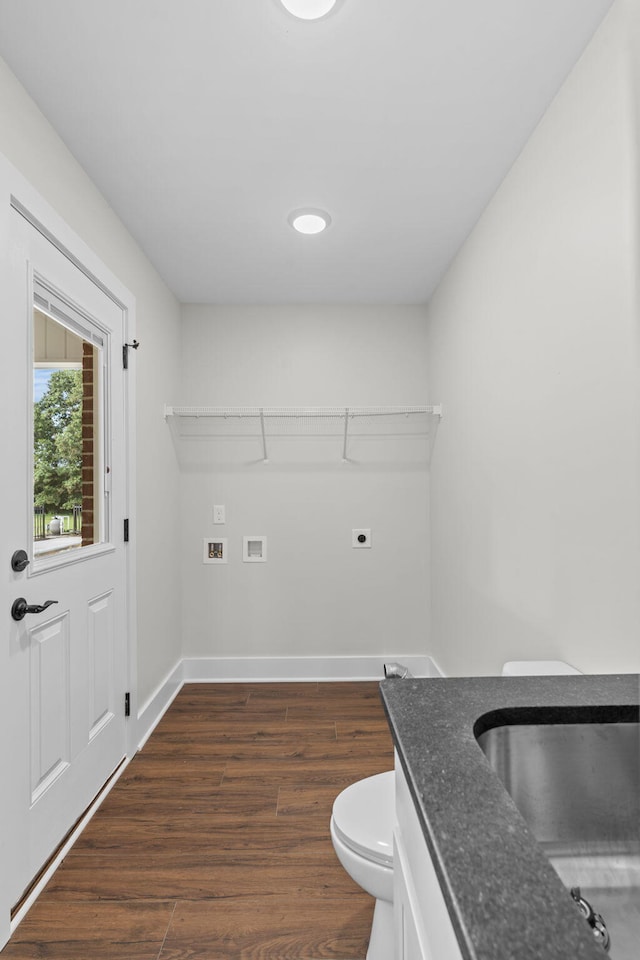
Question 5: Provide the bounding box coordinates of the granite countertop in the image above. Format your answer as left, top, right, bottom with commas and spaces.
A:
380, 673, 640, 960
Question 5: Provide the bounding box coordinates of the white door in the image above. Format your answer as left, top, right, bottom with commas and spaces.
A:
3, 204, 130, 917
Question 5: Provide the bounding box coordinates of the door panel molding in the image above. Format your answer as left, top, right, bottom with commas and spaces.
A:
29, 613, 71, 805
88, 590, 115, 740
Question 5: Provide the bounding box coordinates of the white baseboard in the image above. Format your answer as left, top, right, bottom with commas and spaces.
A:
136, 659, 184, 750
181, 654, 438, 683
135, 654, 443, 749
426, 656, 446, 678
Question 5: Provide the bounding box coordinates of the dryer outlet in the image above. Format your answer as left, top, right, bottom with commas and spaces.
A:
352, 529, 372, 548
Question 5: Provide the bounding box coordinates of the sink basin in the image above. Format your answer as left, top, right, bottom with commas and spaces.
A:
477, 719, 640, 958
476, 721, 639, 847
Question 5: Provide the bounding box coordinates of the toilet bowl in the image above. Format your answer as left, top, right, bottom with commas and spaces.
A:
330, 770, 395, 960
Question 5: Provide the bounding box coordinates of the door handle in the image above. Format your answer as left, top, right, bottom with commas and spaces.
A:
11, 598, 58, 621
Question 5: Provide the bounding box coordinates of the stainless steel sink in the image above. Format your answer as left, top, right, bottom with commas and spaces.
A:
477, 721, 639, 846
477, 720, 640, 958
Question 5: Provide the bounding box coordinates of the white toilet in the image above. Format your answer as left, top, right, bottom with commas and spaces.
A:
330, 770, 395, 960
501, 659, 581, 676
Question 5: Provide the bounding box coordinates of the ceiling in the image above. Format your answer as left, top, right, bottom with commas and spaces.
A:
0, 0, 613, 304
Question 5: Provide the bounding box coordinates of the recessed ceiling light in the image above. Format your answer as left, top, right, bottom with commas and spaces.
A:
279, 0, 339, 21
289, 209, 332, 234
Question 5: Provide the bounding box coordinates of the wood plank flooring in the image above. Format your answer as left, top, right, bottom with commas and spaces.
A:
1, 681, 394, 959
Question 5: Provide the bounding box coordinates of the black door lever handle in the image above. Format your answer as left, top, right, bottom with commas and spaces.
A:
11, 598, 58, 621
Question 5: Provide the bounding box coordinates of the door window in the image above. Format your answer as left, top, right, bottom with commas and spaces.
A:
32, 280, 107, 562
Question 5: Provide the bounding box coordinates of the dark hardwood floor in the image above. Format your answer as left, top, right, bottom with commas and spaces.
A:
2, 681, 394, 959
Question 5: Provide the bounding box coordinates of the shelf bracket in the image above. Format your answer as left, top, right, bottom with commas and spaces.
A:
259, 408, 269, 462
342, 407, 350, 462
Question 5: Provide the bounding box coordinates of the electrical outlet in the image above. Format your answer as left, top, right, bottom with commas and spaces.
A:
213, 505, 226, 524
352, 528, 371, 548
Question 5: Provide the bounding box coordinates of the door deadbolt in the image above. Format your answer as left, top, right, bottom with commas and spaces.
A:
11, 550, 30, 572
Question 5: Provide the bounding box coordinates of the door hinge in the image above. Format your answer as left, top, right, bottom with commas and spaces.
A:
122, 339, 139, 369
124, 518, 129, 542
125, 692, 131, 718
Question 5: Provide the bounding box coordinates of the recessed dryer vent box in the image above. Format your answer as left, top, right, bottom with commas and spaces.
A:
203, 538, 227, 563
243, 536, 267, 562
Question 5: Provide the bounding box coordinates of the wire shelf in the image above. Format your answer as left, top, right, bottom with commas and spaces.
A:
164, 404, 442, 461
164, 405, 439, 418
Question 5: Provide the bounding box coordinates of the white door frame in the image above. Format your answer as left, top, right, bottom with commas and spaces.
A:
0, 153, 138, 947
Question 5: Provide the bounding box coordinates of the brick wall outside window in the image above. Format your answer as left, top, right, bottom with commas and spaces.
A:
81, 342, 95, 546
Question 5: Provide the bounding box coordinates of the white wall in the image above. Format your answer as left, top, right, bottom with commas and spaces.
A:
178, 305, 430, 666
425, 1, 640, 675
0, 56, 183, 707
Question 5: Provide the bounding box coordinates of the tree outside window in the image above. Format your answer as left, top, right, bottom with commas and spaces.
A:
33, 369, 83, 514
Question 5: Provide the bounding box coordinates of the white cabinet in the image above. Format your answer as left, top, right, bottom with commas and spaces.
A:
394, 758, 465, 960
395, 838, 428, 960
